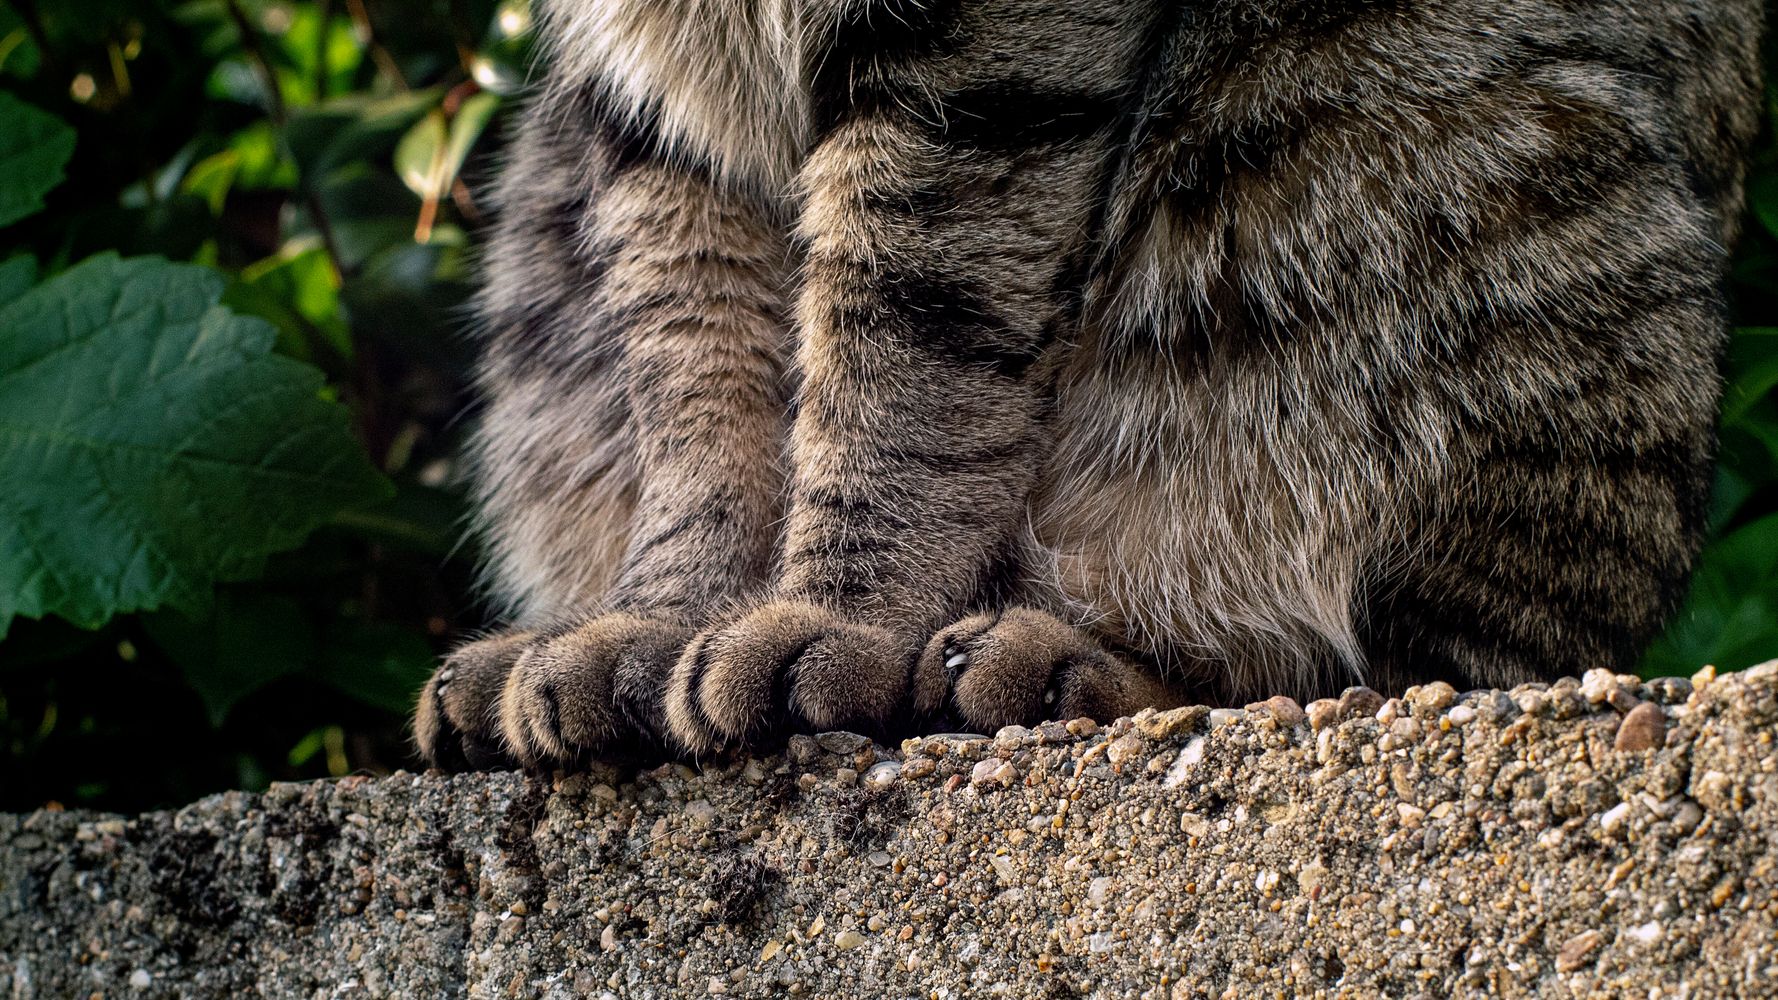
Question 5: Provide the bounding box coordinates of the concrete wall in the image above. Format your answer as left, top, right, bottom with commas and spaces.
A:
3, 664, 1775, 998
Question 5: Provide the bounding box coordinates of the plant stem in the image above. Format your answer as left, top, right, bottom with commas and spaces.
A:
346, 0, 409, 91
8, 0, 57, 76
315, 0, 335, 100
224, 0, 347, 276
224, 0, 286, 123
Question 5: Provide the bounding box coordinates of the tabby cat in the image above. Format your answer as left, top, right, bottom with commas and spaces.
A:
414, 0, 1763, 769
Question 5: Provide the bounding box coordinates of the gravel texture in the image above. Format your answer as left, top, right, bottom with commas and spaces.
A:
3, 663, 1776, 998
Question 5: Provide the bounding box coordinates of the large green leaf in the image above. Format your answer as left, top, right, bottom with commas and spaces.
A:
0, 92, 76, 227
316, 620, 436, 714
0, 254, 34, 308
142, 590, 316, 726
1641, 513, 1778, 677
1722, 327, 1778, 424
0, 254, 392, 636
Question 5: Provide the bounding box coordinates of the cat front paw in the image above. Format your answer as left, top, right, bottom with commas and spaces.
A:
497, 614, 694, 766
415, 615, 693, 771
913, 607, 1168, 732
415, 630, 534, 771
664, 600, 913, 754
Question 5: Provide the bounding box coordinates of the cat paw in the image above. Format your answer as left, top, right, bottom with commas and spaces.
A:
415, 630, 534, 771
913, 607, 1163, 732
497, 614, 694, 767
664, 600, 912, 754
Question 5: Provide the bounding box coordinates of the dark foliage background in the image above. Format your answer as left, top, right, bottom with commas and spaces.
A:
0, 0, 1773, 812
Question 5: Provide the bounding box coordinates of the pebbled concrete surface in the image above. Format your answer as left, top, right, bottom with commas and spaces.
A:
2, 663, 1776, 999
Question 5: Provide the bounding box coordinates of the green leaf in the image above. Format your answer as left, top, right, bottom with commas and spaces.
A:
121, 140, 206, 209
237, 242, 351, 359
0, 91, 76, 226
1722, 327, 1778, 424
0, 254, 35, 308
227, 121, 299, 190
1704, 464, 1756, 536
329, 481, 470, 556
444, 92, 501, 183
287, 726, 332, 768
142, 591, 317, 726
272, 4, 364, 105
399, 93, 500, 201
0, 254, 392, 637
340, 239, 474, 360
300, 165, 422, 270
287, 90, 440, 180
181, 149, 242, 215
1751, 170, 1778, 246
394, 91, 497, 204
395, 108, 448, 198
0, 17, 42, 78
1722, 398, 1778, 483
220, 278, 316, 362
1641, 513, 1778, 677
315, 621, 436, 714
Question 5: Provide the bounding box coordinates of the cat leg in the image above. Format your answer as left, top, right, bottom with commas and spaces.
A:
417, 87, 792, 769
662, 1, 1168, 753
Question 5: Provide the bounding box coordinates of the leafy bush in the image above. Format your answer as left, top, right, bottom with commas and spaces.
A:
0, 0, 1773, 811
0, 0, 520, 810
1639, 31, 1778, 676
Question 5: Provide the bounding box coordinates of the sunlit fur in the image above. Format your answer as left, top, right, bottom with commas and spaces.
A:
415, 0, 1762, 767
541, 0, 810, 190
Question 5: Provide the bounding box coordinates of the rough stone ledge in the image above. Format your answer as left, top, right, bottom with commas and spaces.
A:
3, 665, 1776, 999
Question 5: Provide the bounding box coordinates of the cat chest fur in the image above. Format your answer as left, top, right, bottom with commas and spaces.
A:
541, 0, 815, 188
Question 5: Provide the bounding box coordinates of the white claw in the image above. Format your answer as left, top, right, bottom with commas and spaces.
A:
1043, 689, 1057, 706
945, 652, 970, 670
437, 668, 455, 682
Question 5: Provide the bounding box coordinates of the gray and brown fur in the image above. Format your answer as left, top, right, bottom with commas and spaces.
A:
414, 0, 1763, 768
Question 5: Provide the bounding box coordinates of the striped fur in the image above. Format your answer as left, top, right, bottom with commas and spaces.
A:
414, 0, 1762, 767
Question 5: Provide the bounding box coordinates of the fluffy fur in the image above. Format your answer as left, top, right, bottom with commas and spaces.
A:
415, 0, 1762, 768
